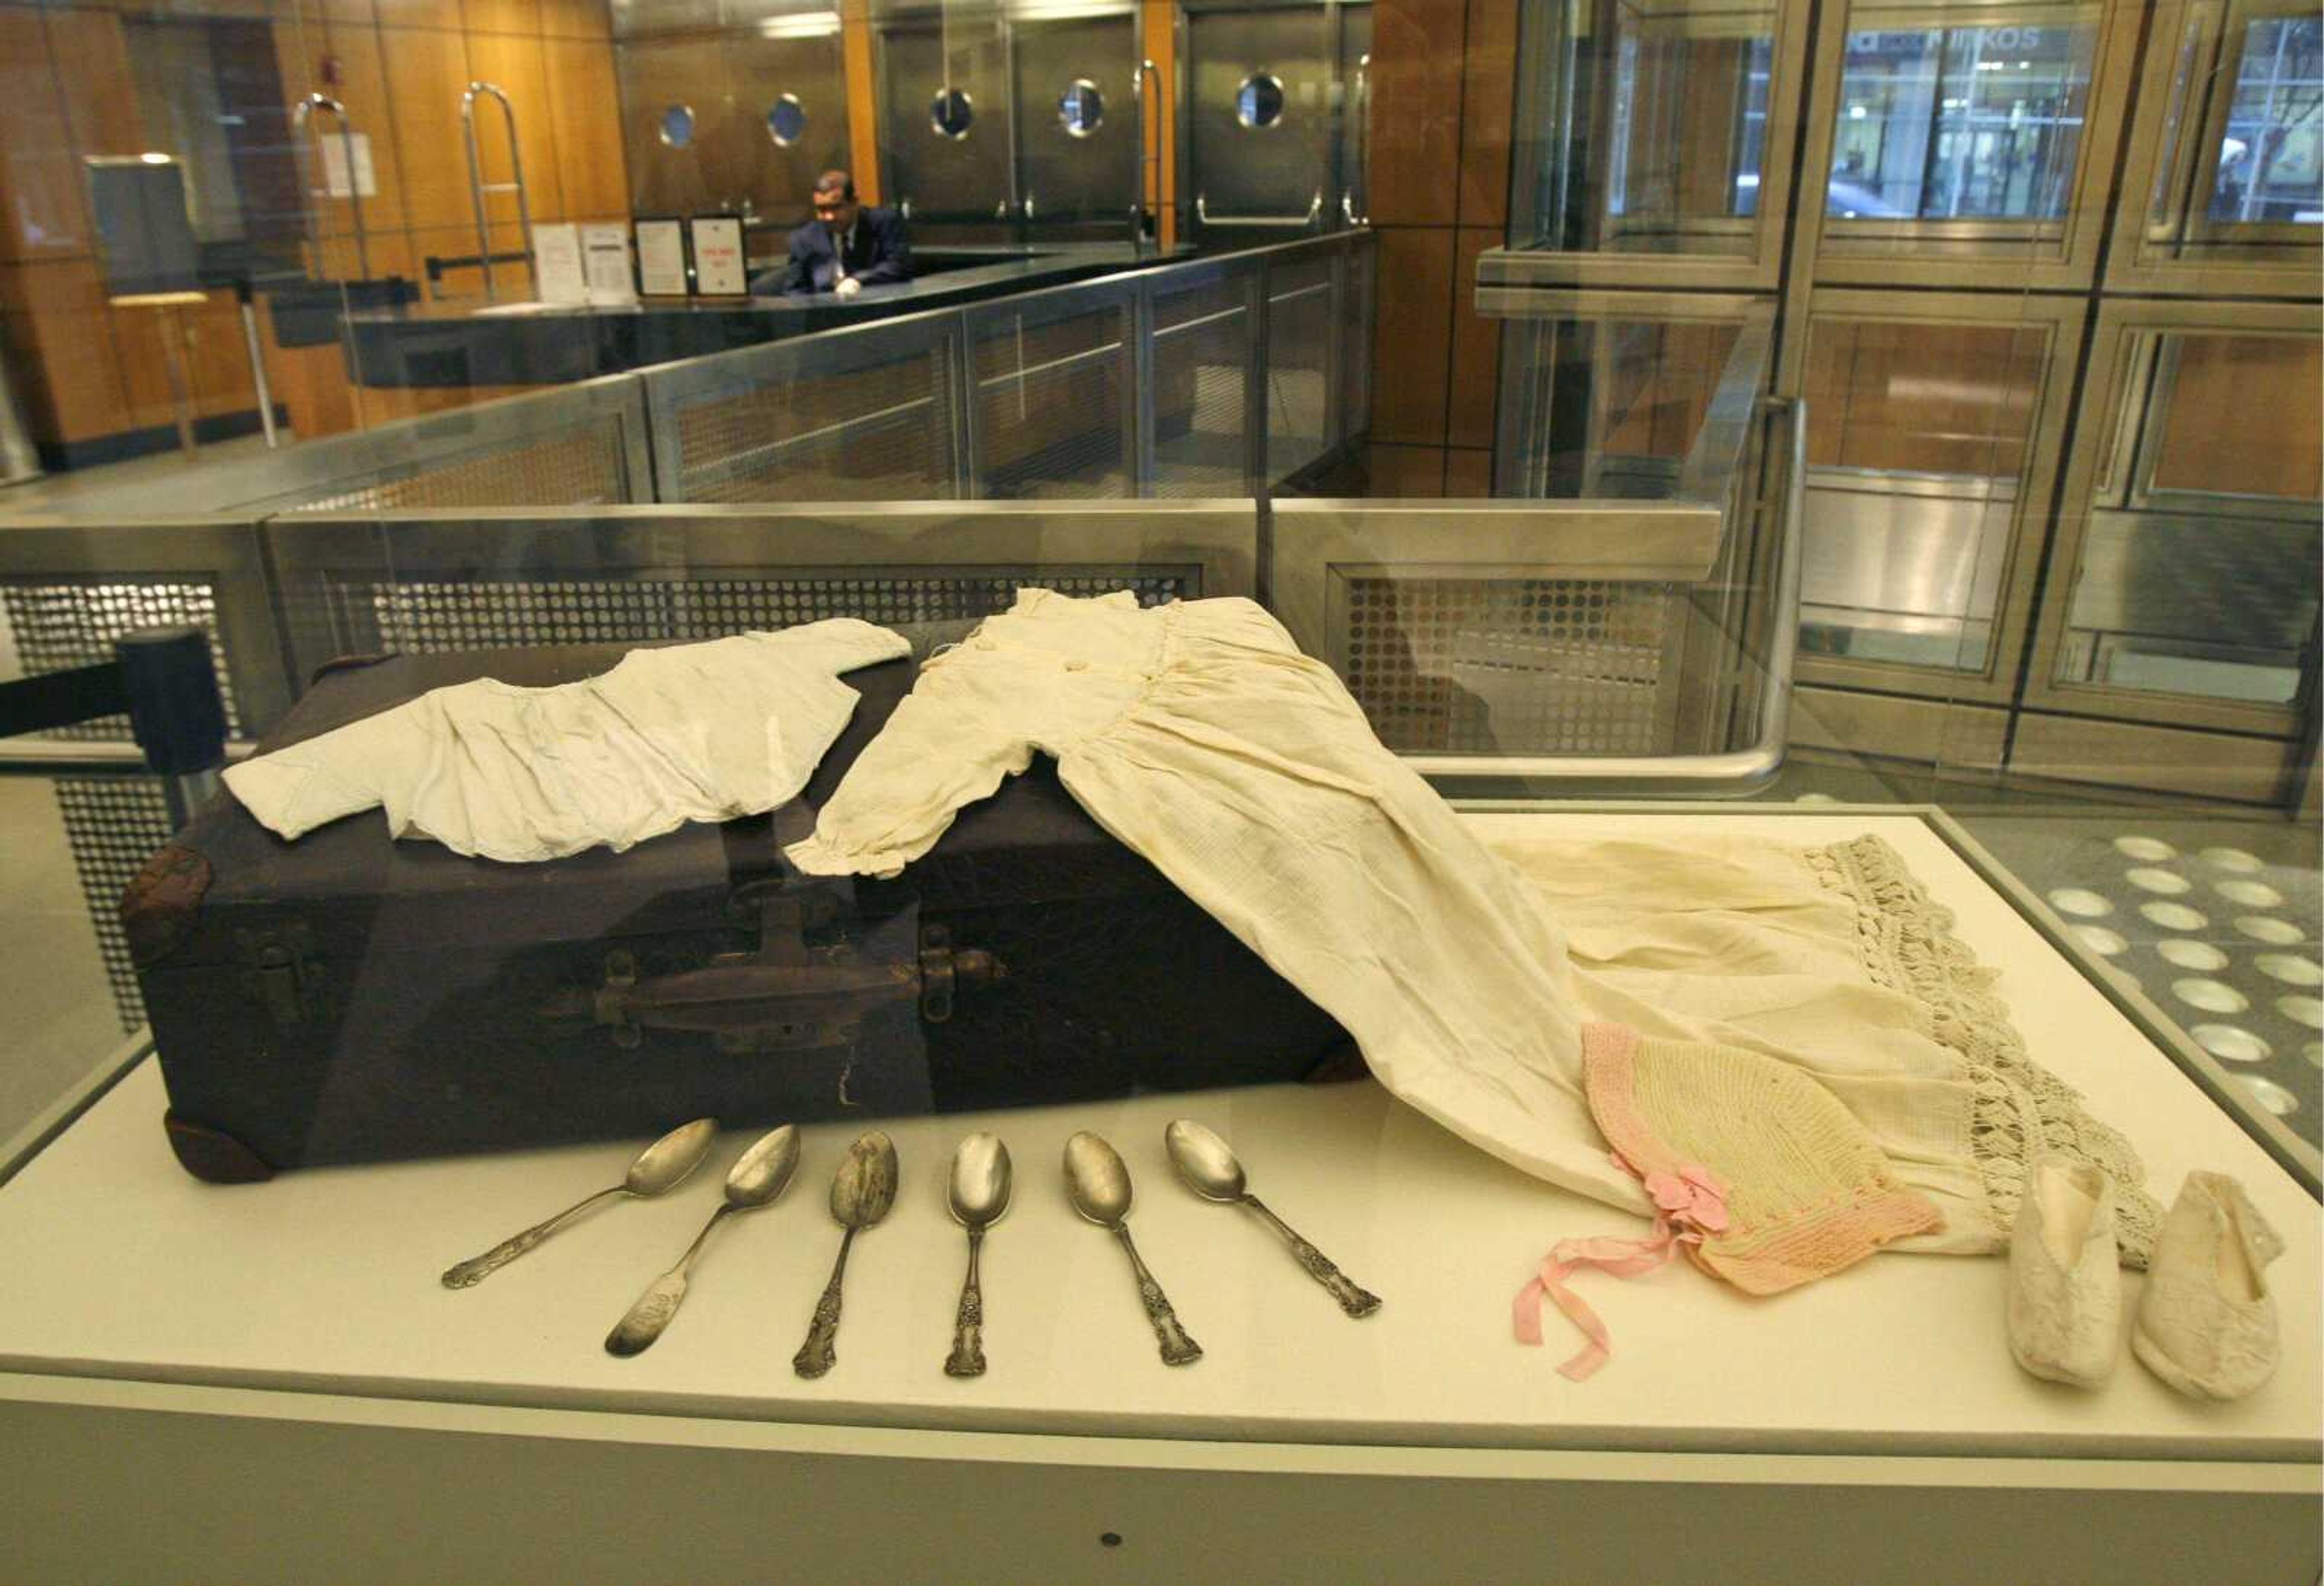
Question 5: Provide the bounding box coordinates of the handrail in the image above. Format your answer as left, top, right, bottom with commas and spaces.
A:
1131, 58, 1161, 253
461, 82, 535, 304
1197, 192, 1324, 230
289, 93, 372, 283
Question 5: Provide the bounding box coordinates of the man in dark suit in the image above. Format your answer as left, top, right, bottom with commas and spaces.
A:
766, 169, 911, 298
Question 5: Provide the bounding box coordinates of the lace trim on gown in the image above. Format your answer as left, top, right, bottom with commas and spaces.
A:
1805, 834, 2161, 1267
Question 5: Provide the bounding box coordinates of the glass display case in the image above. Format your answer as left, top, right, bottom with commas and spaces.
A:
0, 0, 2317, 1575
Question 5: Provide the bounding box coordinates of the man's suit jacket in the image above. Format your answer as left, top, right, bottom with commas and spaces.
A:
762, 208, 912, 297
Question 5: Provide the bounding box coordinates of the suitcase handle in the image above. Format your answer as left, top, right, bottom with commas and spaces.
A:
537, 891, 1003, 1055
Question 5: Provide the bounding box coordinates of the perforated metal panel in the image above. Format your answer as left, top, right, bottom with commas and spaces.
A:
1, 578, 243, 741
342, 572, 1195, 658
973, 304, 1134, 499
669, 342, 959, 504
1265, 257, 1336, 484
1339, 577, 1681, 755
274, 418, 632, 513
52, 776, 174, 1030
1152, 275, 1255, 498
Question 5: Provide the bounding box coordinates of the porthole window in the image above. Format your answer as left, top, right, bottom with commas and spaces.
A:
931, 86, 975, 140
1235, 73, 1285, 129
767, 94, 807, 148
658, 103, 695, 148
1059, 79, 1103, 137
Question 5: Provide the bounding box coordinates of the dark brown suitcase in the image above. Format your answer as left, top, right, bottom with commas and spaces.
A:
126, 644, 1352, 1181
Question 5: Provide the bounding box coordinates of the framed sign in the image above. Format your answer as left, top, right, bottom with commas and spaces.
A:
635, 218, 688, 297
688, 214, 747, 297
580, 222, 637, 304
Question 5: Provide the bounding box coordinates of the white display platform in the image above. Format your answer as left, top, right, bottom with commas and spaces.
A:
2, 811, 2317, 1582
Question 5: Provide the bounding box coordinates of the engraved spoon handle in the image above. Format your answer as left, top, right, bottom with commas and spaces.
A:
442, 1184, 622, 1288
1243, 1194, 1381, 1318
793, 1225, 856, 1378
1114, 1225, 1201, 1366
604, 1204, 731, 1357
944, 1227, 987, 1378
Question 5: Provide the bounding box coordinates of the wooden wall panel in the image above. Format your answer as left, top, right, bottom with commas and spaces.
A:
1368, 0, 1465, 226
1446, 226, 1499, 448
843, 1, 881, 206
2150, 334, 2323, 500
462, 0, 540, 40
465, 30, 566, 228
1365, 444, 1450, 496
1804, 319, 2046, 478
1370, 226, 1454, 445
375, 0, 464, 37
303, 25, 411, 241
1443, 445, 1492, 495
543, 36, 626, 220
1457, 0, 1514, 231
45, 10, 145, 162
538, 0, 608, 41
0, 259, 132, 442
0, 8, 94, 262
382, 28, 476, 230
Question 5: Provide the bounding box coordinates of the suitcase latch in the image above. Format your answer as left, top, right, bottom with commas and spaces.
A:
235, 924, 317, 1032
542, 887, 1003, 1054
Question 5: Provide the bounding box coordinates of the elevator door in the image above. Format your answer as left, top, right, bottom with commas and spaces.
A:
1012, 13, 1138, 233
1186, 3, 1369, 238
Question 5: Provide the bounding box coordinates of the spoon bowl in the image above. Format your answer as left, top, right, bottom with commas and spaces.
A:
1064, 1130, 1134, 1228
949, 1133, 1013, 1230
1163, 1119, 1247, 1203
725, 1122, 803, 1208
443, 1116, 720, 1289
829, 1129, 900, 1228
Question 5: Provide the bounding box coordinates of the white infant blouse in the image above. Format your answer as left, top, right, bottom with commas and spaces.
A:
792, 589, 2159, 1260
225, 619, 910, 862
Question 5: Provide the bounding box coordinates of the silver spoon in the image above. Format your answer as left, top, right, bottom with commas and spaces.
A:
442, 1118, 719, 1289
604, 1125, 800, 1357
1064, 1131, 1201, 1366
944, 1133, 1013, 1378
1165, 1119, 1380, 1318
792, 1129, 899, 1378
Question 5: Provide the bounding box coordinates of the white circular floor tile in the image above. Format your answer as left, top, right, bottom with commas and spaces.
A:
1793, 792, 1840, 805
2173, 978, 2250, 1014
2216, 878, 2284, 908
2277, 995, 2324, 1030
2240, 1076, 2299, 1117
2073, 925, 2129, 957
2234, 915, 2303, 945
2125, 867, 2193, 895
2112, 835, 2178, 862
2047, 888, 2113, 919
2190, 1024, 2271, 1064
2142, 902, 2210, 931
2256, 954, 2324, 988
2197, 846, 2263, 874
2156, 939, 2228, 971
2306, 1041, 2323, 1070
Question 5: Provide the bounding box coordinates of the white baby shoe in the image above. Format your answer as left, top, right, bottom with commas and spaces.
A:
2131, 1171, 2285, 1402
2006, 1157, 2120, 1387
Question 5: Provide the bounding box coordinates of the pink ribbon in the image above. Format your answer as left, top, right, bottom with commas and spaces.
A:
1514, 1157, 1731, 1380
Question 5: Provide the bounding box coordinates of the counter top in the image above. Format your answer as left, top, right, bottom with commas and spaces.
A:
0, 810, 2314, 1466
335, 243, 1199, 388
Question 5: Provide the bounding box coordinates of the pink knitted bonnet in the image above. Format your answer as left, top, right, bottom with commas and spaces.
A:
1581, 1022, 1943, 1295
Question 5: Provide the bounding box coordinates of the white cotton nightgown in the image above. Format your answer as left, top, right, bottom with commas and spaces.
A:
788, 589, 2159, 1259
